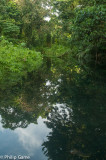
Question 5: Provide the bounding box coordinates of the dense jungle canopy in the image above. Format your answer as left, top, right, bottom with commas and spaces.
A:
0, 0, 105, 76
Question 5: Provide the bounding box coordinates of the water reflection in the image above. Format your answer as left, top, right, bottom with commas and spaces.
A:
15, 117, 51, 157
42, 104, 106, 160
0, 116, 50, 160
0, 74, 55, 129
0, 66, 106, 160
42, 69, 106, 160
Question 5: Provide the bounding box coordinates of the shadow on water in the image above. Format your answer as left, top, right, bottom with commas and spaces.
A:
0, 61, 106, 160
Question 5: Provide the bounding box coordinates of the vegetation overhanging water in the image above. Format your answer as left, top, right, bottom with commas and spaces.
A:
0, 0, 106, 160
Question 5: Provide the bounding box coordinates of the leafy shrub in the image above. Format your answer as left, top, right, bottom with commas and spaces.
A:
0, 39, 43, 84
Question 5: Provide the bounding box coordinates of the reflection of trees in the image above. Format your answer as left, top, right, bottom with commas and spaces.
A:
42, 104, 106, 160
42, 105, 73, 160
42, 71, 106, 160
0, 62, 106, 159
0, 71, 58, 130
0, 106, 35, 129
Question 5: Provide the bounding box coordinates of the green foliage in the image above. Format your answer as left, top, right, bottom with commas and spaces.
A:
0, 39, 43, 84
69, 4, 106, 65
0, 0, 21, 41
1, 20, 20, 39
44, 44, 69, 57
18, 0, 49, 46
0, 0, 105, 68
51, 0, 106, 67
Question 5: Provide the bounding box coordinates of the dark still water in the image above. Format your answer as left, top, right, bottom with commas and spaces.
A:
0, 65, 106, 160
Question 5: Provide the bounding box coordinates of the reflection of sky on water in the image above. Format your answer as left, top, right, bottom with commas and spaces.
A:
0, 116, 51, 160
15, 117, 51, 156
53, 103, 73, 120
